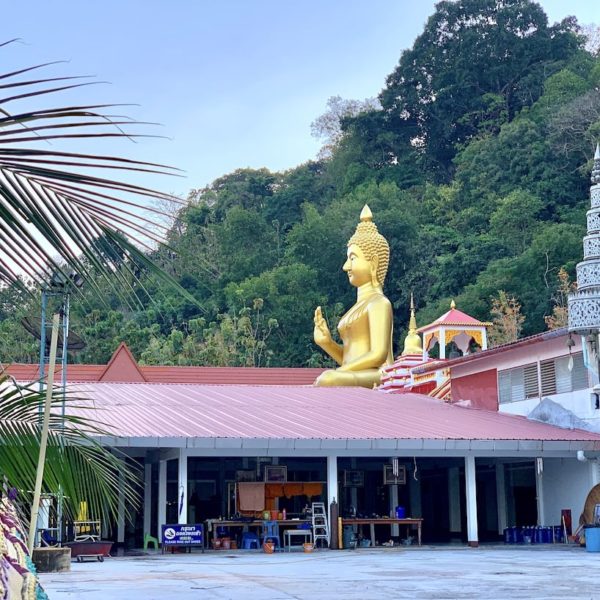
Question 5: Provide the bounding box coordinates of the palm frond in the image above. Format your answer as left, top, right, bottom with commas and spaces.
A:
0, 41, 198, 307
0, 375, 140, 526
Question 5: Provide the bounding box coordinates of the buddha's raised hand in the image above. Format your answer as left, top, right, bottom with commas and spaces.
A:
313, 306, 332, 347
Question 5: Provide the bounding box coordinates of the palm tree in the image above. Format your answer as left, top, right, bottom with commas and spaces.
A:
0, 40, 191, 532
0, 374, 139, 526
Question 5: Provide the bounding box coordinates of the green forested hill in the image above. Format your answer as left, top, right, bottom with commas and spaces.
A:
2, 0, 599, 367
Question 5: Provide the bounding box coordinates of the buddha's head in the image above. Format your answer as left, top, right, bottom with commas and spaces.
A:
345, 204, 390, 287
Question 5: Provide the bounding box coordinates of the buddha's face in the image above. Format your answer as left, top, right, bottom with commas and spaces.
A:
343, 244, 373, 287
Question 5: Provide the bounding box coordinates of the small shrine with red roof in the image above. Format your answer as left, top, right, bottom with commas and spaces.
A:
379, 299, 491, 399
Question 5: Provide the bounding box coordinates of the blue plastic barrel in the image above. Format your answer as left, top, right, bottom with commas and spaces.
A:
585, 525, 600, 552
395, 506, 406, 519
515, 527, 523, 543
553, 525, 563, 543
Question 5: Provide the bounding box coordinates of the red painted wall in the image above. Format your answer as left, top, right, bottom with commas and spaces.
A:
451, 369, 498, 411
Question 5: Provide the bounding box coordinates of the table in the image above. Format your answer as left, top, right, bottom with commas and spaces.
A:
341, 518, 423, 547
206, 519, 310, 547
284, 529, 312, 551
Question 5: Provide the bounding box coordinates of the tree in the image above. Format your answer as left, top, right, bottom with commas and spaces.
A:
489, 190, 544, 255
489, 290, 525, 346
311, 95, 380, 159
378, 0, 581, 179
545, 267, 577, 330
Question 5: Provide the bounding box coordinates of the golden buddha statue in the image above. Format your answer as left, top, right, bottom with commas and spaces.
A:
313, 205, 393, 388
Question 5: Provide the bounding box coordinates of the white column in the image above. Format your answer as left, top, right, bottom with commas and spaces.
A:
117, 471, 125, 544
481, 327, 488, 351
495, 463, 507, 535
158, 459, 167, 541
448, 467, 461, 535
327, 456, 338, 529
144, 462, 152, 536
591, 459, 600, 487
465, 456, 479, 546
439, 329, 446, 359
536, 458, 545, 526
178, 449, 188, 524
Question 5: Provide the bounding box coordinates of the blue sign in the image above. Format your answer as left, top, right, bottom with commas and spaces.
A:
161, 523, 204, 546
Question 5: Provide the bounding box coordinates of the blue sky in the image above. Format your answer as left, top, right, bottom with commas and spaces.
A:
3, 1, 599, 198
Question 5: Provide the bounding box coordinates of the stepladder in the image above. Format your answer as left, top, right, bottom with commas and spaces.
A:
311, 502, 330, 548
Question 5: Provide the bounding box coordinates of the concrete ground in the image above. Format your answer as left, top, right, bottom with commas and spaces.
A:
39, 545, 600, 600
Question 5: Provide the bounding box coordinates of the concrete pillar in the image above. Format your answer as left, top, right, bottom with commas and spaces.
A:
158, 459, 167, 541
465, 456, 479, 546
536, 458, 545, 526
327, 456, 338, 528
390, 483, 399, 536
143, 462, 152, 536
178, 449, 188, 524
117, 471, 125, 544
448, 467, 461, 535
591, 459, 600, 487
350, 458, 358, 511
495, 463, 507, 535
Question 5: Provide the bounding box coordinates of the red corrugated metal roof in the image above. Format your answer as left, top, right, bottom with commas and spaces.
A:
4, 364, 105, 382
65, 383, 600, 443
141, 366, 324, 385
4, 363, 324, 385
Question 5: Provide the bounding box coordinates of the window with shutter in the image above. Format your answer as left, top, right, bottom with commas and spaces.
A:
524, 364, 539, 398
498, 371, 511, 404
555, 356, 572, 394
571, 353, 588, 391
509, 368, 525, 402
540, 360, 556, 396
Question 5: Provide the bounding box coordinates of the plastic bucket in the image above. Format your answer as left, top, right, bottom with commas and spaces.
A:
395, 506, 406, 519
585, 525, 600, 552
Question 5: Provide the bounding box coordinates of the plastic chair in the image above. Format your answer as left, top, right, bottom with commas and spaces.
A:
144, 533, 159, 550
241, 532, 260, 549
261, 520, 281, 550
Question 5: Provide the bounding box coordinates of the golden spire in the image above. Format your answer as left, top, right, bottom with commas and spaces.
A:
451, 299, 456, 309
402, 292, 423, 356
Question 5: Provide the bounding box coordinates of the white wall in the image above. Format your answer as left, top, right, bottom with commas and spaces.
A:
452, 334, 600, 430
500, 389, 600, 430
542, 458, 595, 528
